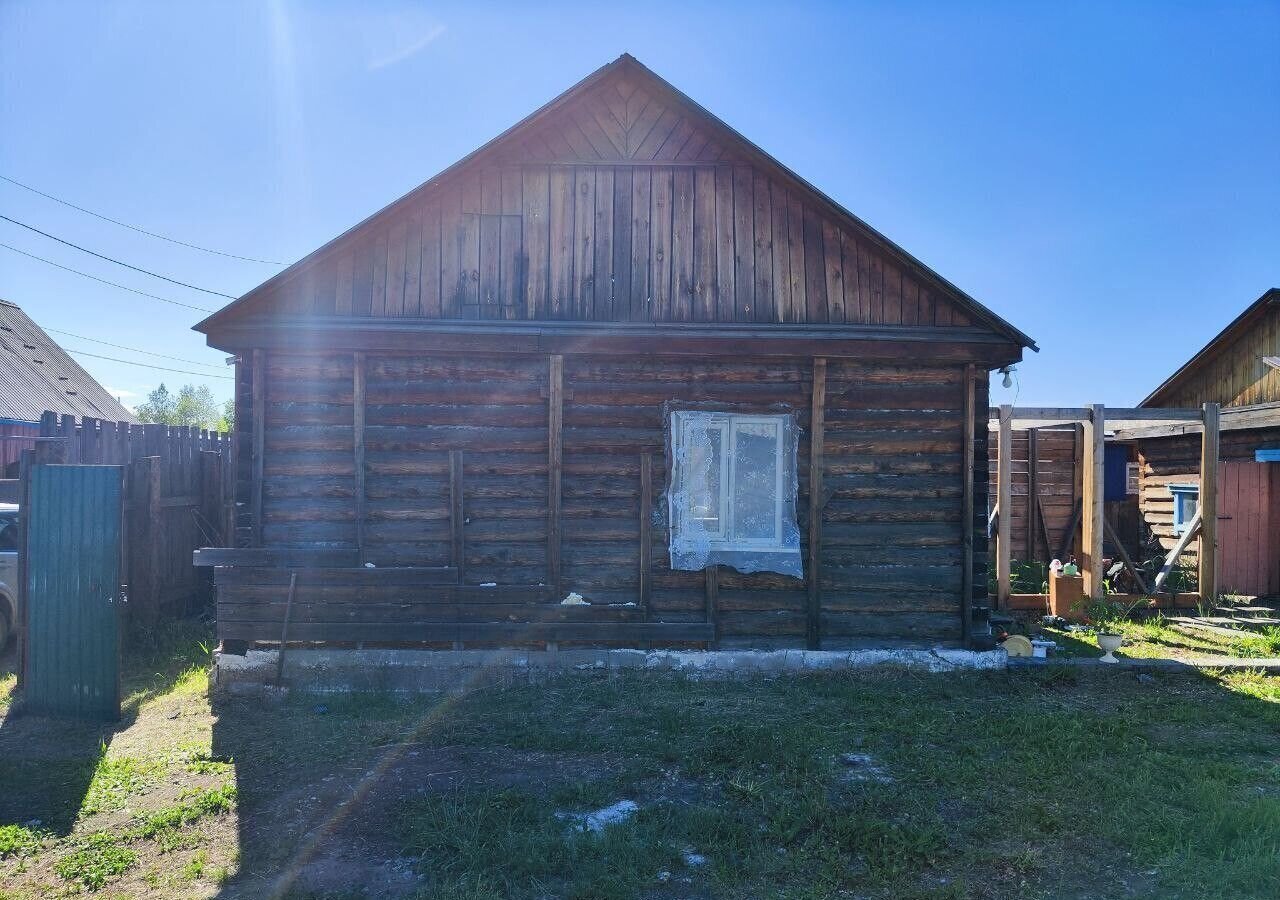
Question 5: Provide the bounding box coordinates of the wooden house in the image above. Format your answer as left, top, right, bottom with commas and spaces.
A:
194, 55, 1035, 650
1119, 288, 1280, 597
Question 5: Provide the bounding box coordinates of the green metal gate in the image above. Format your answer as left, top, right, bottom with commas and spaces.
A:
23, 464, 124, 719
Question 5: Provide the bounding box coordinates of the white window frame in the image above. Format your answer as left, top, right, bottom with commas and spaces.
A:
670, 411, 788, 552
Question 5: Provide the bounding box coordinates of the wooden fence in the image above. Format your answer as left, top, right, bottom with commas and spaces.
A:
20, 412, 233, 631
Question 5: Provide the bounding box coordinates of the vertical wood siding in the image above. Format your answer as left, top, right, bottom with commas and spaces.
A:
246, 162, 977, 331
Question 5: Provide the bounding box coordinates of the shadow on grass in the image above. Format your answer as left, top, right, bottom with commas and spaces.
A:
0, 619, 213, 837
206, 659, 1280, 900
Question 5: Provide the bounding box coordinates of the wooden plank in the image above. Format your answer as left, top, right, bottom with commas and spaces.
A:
522, 167, 550, 317
961, 363, 975, 644
1200, 402, 1220, 599
1026, 428, 1038, 560
629, 166, 651, 320
1153, 511, 1203, 593
573, 167, 595, 318
251, 349, 265, 546
996, 404, 1013, 608
219, 620, 716, 644
731, 166, 755, 322
612, 167, 633, 318
548, 355, 563, 594
752, 170, 773, 323
804, 207, 827, 323
691, 166, 716, 321
385, 218, 407, 316
549, 168, 575, 318
1082, 405, 1106, 598
353, 351, 367, 563
651, 168, 674, 319
822, 221, 845, 323
786, 191, 806, 321
593, 167, 614, 319
194, 548, 361, 568
705, 565, 720, 648
450, 449, 465, 582
420, 201, 442, 317
770, 180, 790, 321
714, 166, 736, 322
808, 357, 827, 649
639, 452, 652, 619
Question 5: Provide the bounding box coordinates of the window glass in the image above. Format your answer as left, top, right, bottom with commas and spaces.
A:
732, 420, 780, 542
668, 410, 801, 578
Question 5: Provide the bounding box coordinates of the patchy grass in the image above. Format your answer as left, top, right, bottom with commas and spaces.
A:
1042, 615, 1280, 661
1, 623, 1279, 898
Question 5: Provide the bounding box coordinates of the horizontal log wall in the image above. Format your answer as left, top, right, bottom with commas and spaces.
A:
1136, 425, 1280, 561
226, 350, 981, 646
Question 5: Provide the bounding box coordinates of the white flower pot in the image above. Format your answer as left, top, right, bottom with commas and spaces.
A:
1097, 633, 1123, 664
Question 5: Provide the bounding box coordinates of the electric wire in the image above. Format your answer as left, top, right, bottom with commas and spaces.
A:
0, 173, 284, 265
0, 242, 214, 312
42, 326, 227, 370
0, 214, 238, 299
66, 348, 233, 379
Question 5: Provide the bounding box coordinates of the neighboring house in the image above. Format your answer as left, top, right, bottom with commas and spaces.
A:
1123, 288, 1280, 597
195, 55, 1035, 650
0, 298, 138, 476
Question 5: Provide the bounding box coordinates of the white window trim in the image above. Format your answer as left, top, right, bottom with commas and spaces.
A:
671, 411, 788, 553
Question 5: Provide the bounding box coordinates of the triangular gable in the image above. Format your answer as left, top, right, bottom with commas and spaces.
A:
198, 55, 1034, 350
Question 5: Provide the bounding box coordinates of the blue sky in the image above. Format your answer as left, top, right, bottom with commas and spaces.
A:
1, 1, 1276, 409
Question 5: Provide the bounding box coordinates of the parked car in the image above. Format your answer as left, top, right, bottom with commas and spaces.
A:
0, 503, 16, 648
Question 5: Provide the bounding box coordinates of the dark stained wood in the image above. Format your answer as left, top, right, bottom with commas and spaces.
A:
251, 349, 265, 546
522, 167, 550, 317
639, 451, 653, 618
807, 357, 826, 649
450, 449, 465, 581
353, 351, 367, 562
961, 363, 975, 645
548, 354, 564, 595
705, 564, 720, 648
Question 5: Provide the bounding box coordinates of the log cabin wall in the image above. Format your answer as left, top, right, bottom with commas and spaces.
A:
1136, 425, 1280, 568
221, 349, 993, 647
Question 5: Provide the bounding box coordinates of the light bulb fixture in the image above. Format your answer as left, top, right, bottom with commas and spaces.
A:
999, 366, 1015, 389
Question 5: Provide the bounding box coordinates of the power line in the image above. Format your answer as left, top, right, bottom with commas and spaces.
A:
67, 348, 233, 380
0, 174, 285, 266
43, 326, 227, 370
0, 242, 213, 312
0, 214, 239, 299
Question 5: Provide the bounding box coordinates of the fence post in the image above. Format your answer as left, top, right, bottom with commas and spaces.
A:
1200, 403, 1220, 602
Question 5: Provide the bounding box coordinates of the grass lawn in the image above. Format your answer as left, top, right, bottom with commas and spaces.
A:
1, 624, 1278, 899
1037, 615, 1280, 661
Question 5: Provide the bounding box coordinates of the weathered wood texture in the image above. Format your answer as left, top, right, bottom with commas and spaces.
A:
985, 428, 1082, 560
1135, 425, 1280, 584
36, 413, 233, 624
227, 161, 984, 331
1146, 300, 1280, 408
225, 351, 981, 646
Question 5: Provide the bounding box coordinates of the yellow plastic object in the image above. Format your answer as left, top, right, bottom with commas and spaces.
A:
1002, 634, 1034, 658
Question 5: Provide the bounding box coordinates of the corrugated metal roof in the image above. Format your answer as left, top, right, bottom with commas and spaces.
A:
0, 298, 139, 423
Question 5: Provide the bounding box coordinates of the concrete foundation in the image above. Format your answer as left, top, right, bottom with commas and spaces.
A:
213, 646, 1008, 695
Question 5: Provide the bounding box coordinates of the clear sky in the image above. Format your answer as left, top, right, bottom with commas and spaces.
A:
2, 1, 1277, 410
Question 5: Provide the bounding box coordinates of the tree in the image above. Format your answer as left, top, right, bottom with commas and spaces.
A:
134, 383, 226, 430
134, 383, 176, 424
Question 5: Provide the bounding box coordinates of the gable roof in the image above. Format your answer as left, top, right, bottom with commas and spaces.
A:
1140, 287, 1280, 407
0, 298, 138, 423
196, 54, 1035, 350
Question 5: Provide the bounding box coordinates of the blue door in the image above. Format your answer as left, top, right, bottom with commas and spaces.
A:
23, 464, 123, 720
